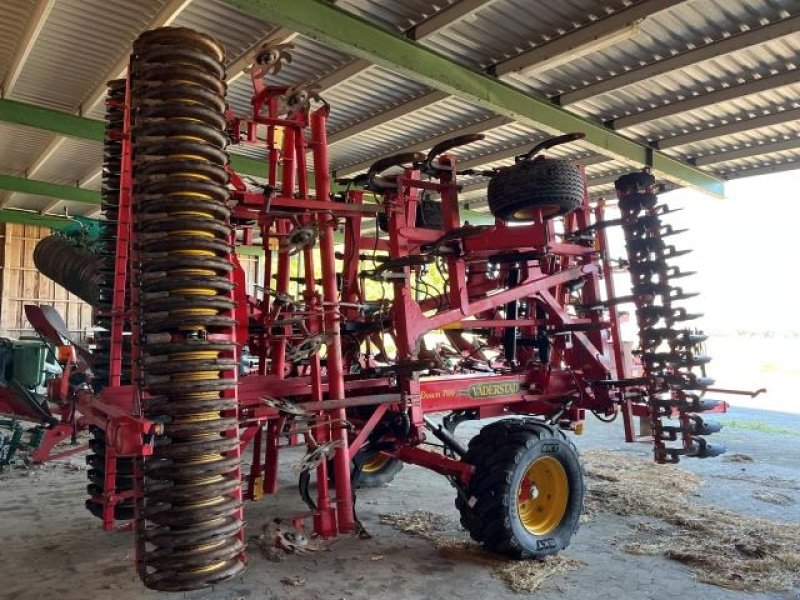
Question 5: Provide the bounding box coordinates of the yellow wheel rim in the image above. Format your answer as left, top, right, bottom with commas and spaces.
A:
517, 456, 569, 536
361, 452, 391, 474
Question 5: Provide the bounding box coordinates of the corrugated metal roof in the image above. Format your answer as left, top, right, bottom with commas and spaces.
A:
28, 138, 101, 185
324, 66, 431, 132
7, 0, 164, 111
672, 123, 800, 160
709, 148, 800, 176
175, 0, 276, 63
332, 0, 457, 32
0, 124, 56, 177
4, 193, 63, 213
329, 96, 494, 170
616, 83, 800, 143
0, 0, 37, 86
506, 2, 799, 98
421, 0, 627, 69
2, 0, 800, 217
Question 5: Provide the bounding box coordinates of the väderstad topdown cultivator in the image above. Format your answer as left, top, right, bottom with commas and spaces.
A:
9, 26, 746, 592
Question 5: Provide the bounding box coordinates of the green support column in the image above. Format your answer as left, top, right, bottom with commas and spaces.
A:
220, 0, 725, 198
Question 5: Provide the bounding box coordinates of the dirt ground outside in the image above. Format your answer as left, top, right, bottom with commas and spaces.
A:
1, 403, 799, 600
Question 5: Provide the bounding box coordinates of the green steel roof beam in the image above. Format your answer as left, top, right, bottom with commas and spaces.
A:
0, 98, 105, 140
220, 0, 724, 199
0, 99, 307, 183
0, 209, 76, 230
0, 174, 101, 205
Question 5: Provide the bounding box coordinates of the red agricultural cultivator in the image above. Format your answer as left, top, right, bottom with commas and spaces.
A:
9, 27, 730, 591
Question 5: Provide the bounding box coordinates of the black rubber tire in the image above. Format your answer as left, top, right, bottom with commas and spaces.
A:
353, 449, 404, 489
455, 418, 584, 558
378, 198, 443, 232
487, 159, 584, 222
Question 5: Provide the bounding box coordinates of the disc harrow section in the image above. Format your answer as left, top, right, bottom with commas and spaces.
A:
32, 235, 100, 306
614, 172, 724, 464
130, 27, 244, 592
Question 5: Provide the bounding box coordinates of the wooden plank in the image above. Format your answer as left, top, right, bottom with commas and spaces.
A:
0, 224, 94, 337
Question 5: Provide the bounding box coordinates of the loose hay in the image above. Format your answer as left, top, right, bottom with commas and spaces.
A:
379, 511, 580, 593
724, 453, 754, 463
380, 452, 800, 594
723, 474, 800, 491
752, 489, 795, 506
378, 511, 450, 539
583, 449, 800, 592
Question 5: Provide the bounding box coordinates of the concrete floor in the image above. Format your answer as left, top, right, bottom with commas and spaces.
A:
0, 405, 798, 600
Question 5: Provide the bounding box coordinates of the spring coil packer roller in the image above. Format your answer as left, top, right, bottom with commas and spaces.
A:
130, 27, 245, 591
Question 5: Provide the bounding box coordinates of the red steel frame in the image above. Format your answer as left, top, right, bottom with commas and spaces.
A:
24, 61, 662, 546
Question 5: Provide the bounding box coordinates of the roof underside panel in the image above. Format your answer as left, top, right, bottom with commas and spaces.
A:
665, 120, 800, 159
507, 0, 798, 98
708, 148, 800, 176
328, 96, 494, 170
29, 138, 102, 185
175, 0, 277, 63
2, 194, 97, 216
7, 0, 165, 112
324, 66, 432, 132
2, 0, 800, 217
0, 124, 56, 177
420, 0, 628, 69
332, 0, 457, 32
617, 84, 800, 142
0, 0, 37, 86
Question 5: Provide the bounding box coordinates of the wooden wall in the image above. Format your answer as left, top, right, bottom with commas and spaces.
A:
0, 223, 265, 341
237, 253, 264, 296
0, 223, 94, 340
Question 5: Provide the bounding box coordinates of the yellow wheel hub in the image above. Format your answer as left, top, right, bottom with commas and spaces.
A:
517, 456, 569, 535
360, 452, 391, 474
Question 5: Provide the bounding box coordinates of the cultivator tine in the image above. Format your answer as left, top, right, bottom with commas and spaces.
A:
653, 204, 684, 216
687, 415, 722, 436
614, 171, 725, 464
667, 307, 703, 323
632, 214, 661, 230
627, 237, 664, 254
566, 217, 623, 241
663, 246, 693, 259
667, 288, 700, 302
645, 352, 711, 369
660, 224, 689, 238
664, 265, 696, 280
672, 331, 708, 346
619, 191, 658, 212
657, 371, 716, 390
687, 436, 726, 458
580, 294, 637, 311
